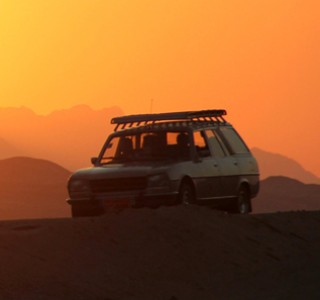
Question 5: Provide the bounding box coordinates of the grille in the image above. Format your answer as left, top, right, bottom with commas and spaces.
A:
90, 177, 147, 193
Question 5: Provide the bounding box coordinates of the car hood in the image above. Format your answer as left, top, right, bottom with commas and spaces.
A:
70, 161, 172, 181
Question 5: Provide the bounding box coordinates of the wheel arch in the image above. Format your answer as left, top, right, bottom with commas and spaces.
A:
238, 179, 251, 197
179, 175, 196, 198
238, 180, 252, 212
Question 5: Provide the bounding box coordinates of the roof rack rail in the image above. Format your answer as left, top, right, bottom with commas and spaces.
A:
111, 109, 227, 131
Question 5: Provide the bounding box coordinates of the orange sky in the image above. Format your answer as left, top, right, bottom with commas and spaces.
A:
0, 0, 319, 176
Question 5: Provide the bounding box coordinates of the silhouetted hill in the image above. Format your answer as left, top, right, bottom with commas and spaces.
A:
254, 176, 320, 213
252, 147, 320, 184
0, 105, 123, 170
0, 157, 71, 220
0, 155, 319, 219
0, 106, 318, 184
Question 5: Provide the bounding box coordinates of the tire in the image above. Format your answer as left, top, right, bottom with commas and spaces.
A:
233, 185, 251, 214
179, 182, 195, 205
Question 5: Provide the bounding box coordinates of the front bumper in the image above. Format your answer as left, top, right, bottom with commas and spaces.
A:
67, 189, 179, 210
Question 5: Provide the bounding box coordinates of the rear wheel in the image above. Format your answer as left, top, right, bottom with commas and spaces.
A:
179, 182, 195, 205
232, 185, 251, 214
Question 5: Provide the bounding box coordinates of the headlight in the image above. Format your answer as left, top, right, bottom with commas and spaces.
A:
68, 179, 91, 192
147, 174, 170, 188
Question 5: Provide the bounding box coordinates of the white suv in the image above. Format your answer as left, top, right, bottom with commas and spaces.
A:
67, 110, 259, 217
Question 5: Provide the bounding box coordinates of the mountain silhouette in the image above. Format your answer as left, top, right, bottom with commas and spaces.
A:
0, 105, 123, 170
0, 106, 318, 183
254, 176, 320, 213
0, 155, 318, 220
0, 157, 320, 219
252, 147, 320, 184
0, 157, 71, 220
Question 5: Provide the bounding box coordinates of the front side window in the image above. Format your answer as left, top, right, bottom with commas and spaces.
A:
100, 130, 190, 163
205, 130, 226, 158
100, 135, 136, 164
193, 131, 211, 157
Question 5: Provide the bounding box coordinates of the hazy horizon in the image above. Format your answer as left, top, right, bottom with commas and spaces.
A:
1, 1, 319, 176
0, 104, 318, 179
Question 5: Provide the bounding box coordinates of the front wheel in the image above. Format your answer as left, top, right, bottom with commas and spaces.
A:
232, 186, 251, 214
178, 182, 195, 205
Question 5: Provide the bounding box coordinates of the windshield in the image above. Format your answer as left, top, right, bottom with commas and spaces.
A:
100, 130, 190, 164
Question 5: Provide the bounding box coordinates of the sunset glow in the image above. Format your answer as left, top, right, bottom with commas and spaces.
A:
0, 0, 319, 175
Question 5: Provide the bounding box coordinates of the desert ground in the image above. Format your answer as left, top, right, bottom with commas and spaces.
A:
0, 205, 320, 300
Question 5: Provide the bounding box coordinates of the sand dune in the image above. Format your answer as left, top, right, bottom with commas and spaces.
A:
0, 206, 319, 299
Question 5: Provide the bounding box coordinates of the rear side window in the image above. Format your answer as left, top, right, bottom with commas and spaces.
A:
219, 127, 249, 154
205, 130, 226, 158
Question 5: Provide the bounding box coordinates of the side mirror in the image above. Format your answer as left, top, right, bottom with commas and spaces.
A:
91, 157, 98, 165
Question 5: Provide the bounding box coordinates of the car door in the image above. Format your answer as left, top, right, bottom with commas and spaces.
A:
191, 130, 224, 200
205, 129, 240, 198
216, 126, 259, 192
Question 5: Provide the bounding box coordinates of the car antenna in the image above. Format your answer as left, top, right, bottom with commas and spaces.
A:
150, 98, 154, 113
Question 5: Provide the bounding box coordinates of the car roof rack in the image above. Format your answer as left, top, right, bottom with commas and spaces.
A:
111, 109, 227, 131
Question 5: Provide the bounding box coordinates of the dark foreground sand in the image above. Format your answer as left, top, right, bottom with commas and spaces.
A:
0, 206, 319, 300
